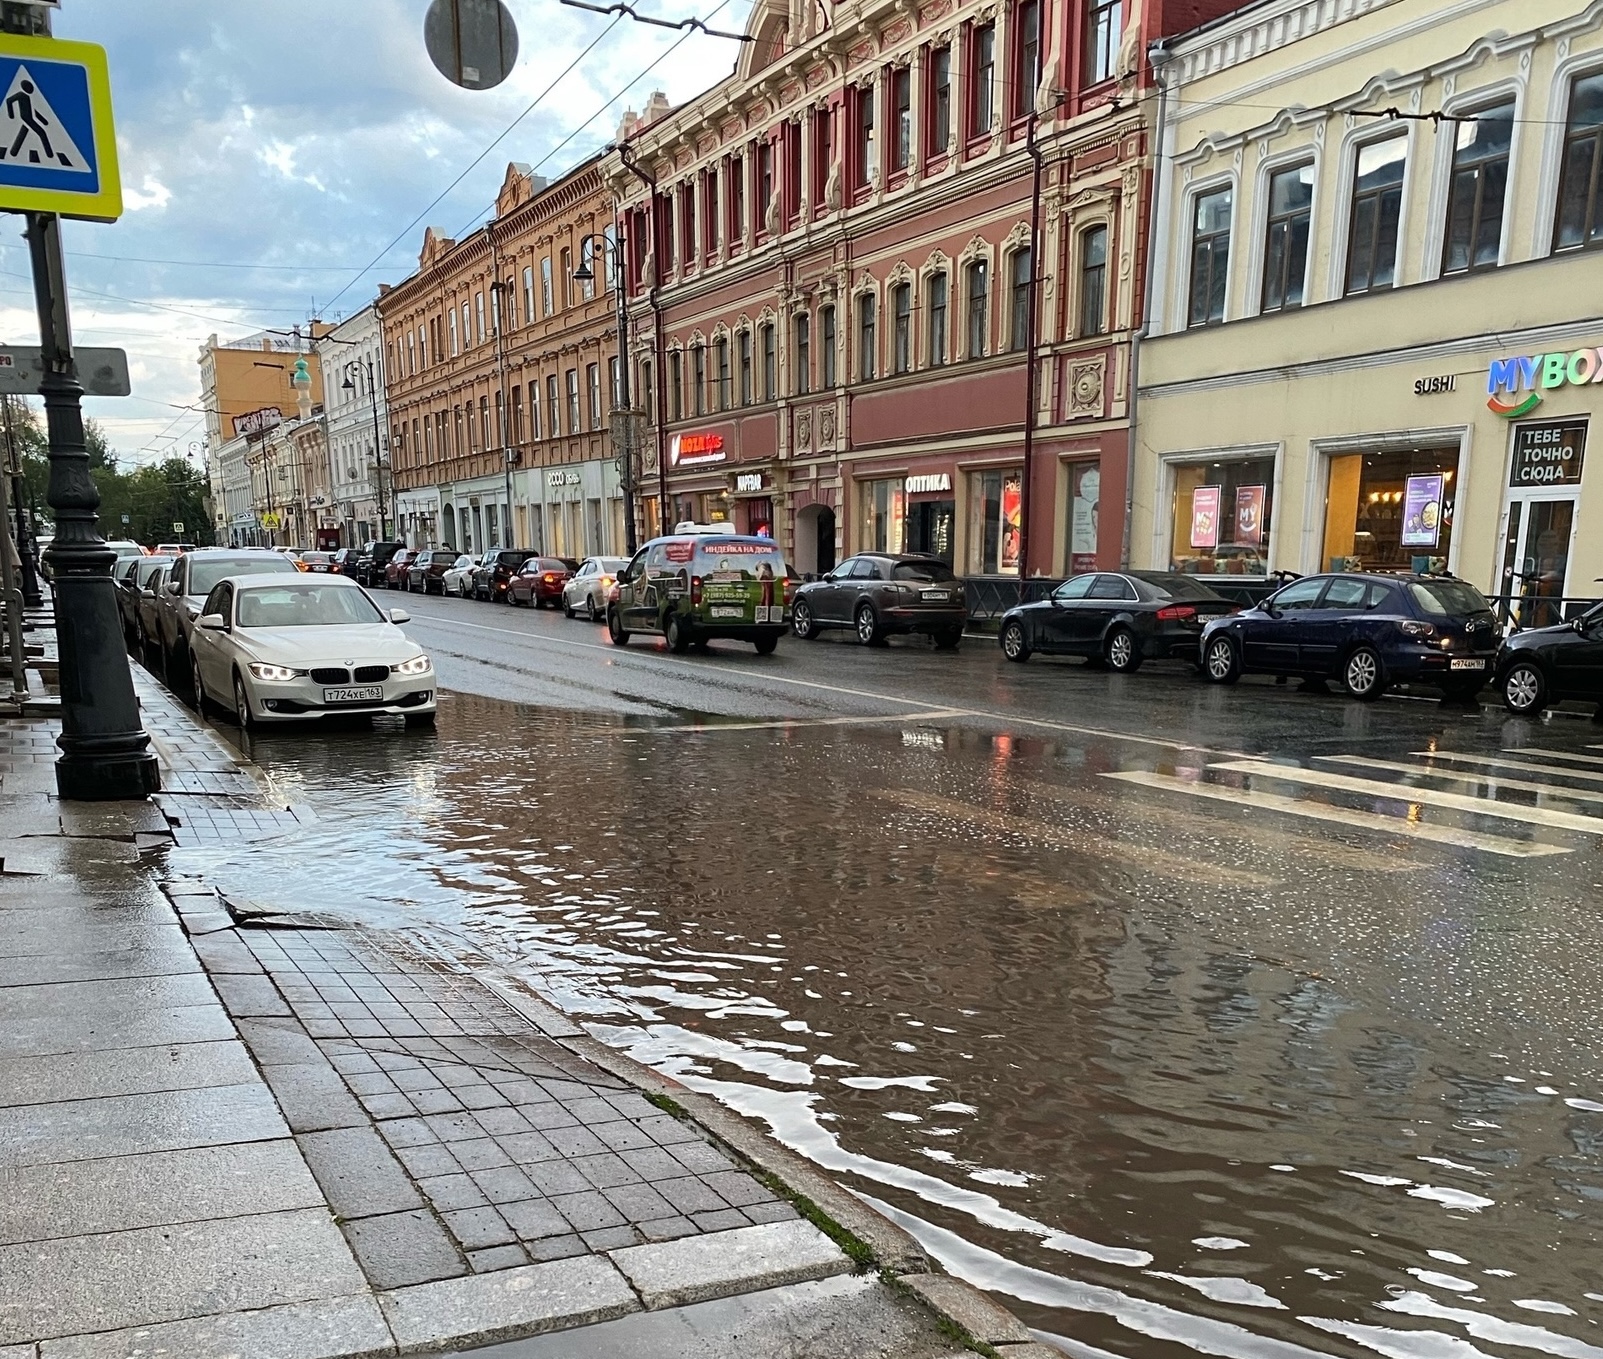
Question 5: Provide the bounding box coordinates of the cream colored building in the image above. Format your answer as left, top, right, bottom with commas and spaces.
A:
1133, 0, 1603, 618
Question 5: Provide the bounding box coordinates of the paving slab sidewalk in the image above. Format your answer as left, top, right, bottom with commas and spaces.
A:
0, 655, 1030, 1357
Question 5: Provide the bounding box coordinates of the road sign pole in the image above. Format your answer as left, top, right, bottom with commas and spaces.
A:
26, 208, 157, 799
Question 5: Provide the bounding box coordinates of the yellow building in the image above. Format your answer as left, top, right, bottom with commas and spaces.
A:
1133, 0, 1603, 619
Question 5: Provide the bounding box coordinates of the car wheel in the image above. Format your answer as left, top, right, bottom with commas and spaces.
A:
1105, 625, 1142, 673
232, 672, 254, 730
1000, 620, 1030, 663
754, 635, 778, 655
666, 613, 690, 654
855, 602, 885, 646
607, 608, 630, 647
793, 600, 818, 640
1342, 645, 1386, 701
934, 628, 962, 651
190, 656, 210, 717
588, 595, 601, 623
1203, 635, 1240, 684
1501, 660, 1547, 714
563, 598, 575, 618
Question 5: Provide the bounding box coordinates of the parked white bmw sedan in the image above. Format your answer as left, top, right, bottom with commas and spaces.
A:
187, 574, 437, 728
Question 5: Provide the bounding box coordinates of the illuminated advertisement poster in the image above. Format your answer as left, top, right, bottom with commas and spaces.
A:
999, 475, 1022, 573
1070, 465, 1100, 573
1234, 485, 1266, 545
1190, 486, 1221, 549
1401, 473, 1445, 548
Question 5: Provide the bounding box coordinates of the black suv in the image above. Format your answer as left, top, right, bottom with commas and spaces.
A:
474, 548, 538, 603
354, 540, 405, 588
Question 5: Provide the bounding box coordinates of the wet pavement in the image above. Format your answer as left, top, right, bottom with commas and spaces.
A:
167, 592, 1603, 1359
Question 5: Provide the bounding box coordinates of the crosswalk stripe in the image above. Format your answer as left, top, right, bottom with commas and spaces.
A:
1104, 772, 1569, 858
1410, 750, 1603, 785
1506, 747, 1603, 767
1319, 755, 1603, 809
1212, 759, 1603, 836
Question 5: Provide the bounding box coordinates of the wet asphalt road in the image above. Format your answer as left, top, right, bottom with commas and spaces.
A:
168, 587, 1603, 1359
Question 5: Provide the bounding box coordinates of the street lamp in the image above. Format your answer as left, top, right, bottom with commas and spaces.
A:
572, 227, 639, 554
341, 360, 388, 540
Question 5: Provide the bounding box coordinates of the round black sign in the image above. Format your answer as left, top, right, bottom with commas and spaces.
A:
424, 0, 520, 91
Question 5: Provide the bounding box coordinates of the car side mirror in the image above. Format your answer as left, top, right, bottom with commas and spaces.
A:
1265, 603, 1282, 618
1572, 616, 1588, 633
389, 608, 410, 624
140, 587, 154, 598
165, 581, 181, 595
197, 613, 227, 631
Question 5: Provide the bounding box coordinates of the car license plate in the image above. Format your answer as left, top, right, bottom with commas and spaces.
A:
323, 685, 384, 703
1449, 658, 1485, 670
921, 590, 950, 602
711, 605, 744, 619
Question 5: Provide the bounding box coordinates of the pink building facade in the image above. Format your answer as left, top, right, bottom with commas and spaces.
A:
608, 0, 1242, 583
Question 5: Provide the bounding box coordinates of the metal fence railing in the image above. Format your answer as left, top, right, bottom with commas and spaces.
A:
1488, 591, 1601, 634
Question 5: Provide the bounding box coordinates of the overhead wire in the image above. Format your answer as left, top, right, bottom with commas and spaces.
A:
318, 10, 629, 318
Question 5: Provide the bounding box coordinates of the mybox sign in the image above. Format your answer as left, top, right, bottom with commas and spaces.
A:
1487, 347, 1603, 419
1509, 421, 1586, 487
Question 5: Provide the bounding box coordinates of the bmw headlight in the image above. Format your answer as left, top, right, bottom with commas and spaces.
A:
247, 663, 300, 682
393, 654, 432, 676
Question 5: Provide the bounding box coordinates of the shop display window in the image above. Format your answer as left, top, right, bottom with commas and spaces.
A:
1169, 457, 1273, 575
966, 469, 1021, 576
1323, 446, 1458, 573
861, 479, 905, 553
905, 498, 955, 563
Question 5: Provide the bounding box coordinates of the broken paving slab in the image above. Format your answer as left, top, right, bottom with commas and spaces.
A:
605, 1218, 852, 1310
380, 1255, 640, 1352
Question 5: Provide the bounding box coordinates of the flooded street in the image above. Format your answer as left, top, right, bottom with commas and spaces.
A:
169, 599, 1603, 1359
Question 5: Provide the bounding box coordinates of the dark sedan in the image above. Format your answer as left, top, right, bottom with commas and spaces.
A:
328, 547, 357, 576
1000, 571, 1237, 671
508, 556, 580, 608
406, 549, 459, 594
474, 548, 538, 603
1200, 572, 1498, 700
791, 553, 967, 648
1495, 602, 1603, 714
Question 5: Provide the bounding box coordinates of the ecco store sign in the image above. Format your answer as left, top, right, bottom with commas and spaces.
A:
547, 469, 580, 488
1487, 347, 1603, 419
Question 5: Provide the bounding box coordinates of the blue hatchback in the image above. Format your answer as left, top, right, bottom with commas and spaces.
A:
1198, 573, 1498, 700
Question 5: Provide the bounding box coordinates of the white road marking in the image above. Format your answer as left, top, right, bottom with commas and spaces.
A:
662, 708, 976, 734
1505, 747, 1603, 767
1212, 759, 1603, 836
1106, 771, 1570, 858
1319, 755, 1603, 808
404, 608, 1249, 755
1410, 751, 1603, 785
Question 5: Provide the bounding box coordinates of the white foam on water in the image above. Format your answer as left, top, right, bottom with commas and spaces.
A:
1193, 1237, 1251, 1251
1149, 1273, 1287, 1310
1408, 1270, 1477, 1293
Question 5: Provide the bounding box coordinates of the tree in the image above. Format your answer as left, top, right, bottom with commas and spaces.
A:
7, 398, 213, 546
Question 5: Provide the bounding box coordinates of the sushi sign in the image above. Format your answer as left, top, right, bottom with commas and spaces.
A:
1486, 346, 1603, 418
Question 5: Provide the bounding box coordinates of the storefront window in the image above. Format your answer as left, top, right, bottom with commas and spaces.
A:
1066, 461, 1099, 574
905, 479, 955, 563
861, 478, 905, 552
1169, 457, 1274, 575
1323, 446, 1458, 573
966, 469, 1021, 575
740, 496, 774, 536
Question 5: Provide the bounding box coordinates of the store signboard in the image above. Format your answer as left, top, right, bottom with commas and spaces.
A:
1400, 473, 1445, 548
1509, 421, 1586, 487
735, 472, 763, 492
905, 473, 952, 494
1487, 345, 1603, 418
1190, 486, 1221, 549
1234, 485, 1266, 545
669, 432, 725, 466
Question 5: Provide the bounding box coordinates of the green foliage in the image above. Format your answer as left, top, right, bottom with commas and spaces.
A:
8, 400, 213, 547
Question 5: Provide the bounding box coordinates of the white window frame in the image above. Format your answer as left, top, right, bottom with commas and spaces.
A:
1175, 170, 1239, 329
1421, 75, 1527, 283
1245, 144, 1320, 319
1325, 123, 1417, 301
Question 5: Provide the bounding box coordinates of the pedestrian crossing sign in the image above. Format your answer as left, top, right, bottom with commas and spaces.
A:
0, 34, 119, 221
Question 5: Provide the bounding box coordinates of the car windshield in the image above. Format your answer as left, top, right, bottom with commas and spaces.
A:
538, 559, 568, 571
236, 584, 386, 628
597, 558, 627, 573
188, 557, 300, 595
893, 560, 958, 583
1130, 572, 1222, 601
1408, 580, 1492, 617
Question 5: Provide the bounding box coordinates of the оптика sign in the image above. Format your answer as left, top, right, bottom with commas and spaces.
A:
1487, 346, 1603, 419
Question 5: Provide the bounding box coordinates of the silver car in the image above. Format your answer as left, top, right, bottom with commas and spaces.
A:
561, 557, 628, 621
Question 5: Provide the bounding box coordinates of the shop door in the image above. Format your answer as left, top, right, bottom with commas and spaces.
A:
1498, 496, 1578, 629
815, 508, 837, 575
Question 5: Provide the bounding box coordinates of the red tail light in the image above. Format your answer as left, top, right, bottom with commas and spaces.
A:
542, 573, 556, 583
1155, 604, 1197, 622
691, 575, 703, 605
779, 578, 788, 608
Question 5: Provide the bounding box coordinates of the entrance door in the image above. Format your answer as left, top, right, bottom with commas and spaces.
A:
815, 507, 837, 576
1498, 496, 1578, 628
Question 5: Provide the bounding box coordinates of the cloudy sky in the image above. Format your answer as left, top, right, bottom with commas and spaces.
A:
13, 0, 752, 466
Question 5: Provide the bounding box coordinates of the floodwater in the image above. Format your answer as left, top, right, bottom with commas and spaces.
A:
185, 690, 1603, 1358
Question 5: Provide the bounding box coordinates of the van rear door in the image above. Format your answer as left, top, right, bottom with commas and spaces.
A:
696, 542, 788, 624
